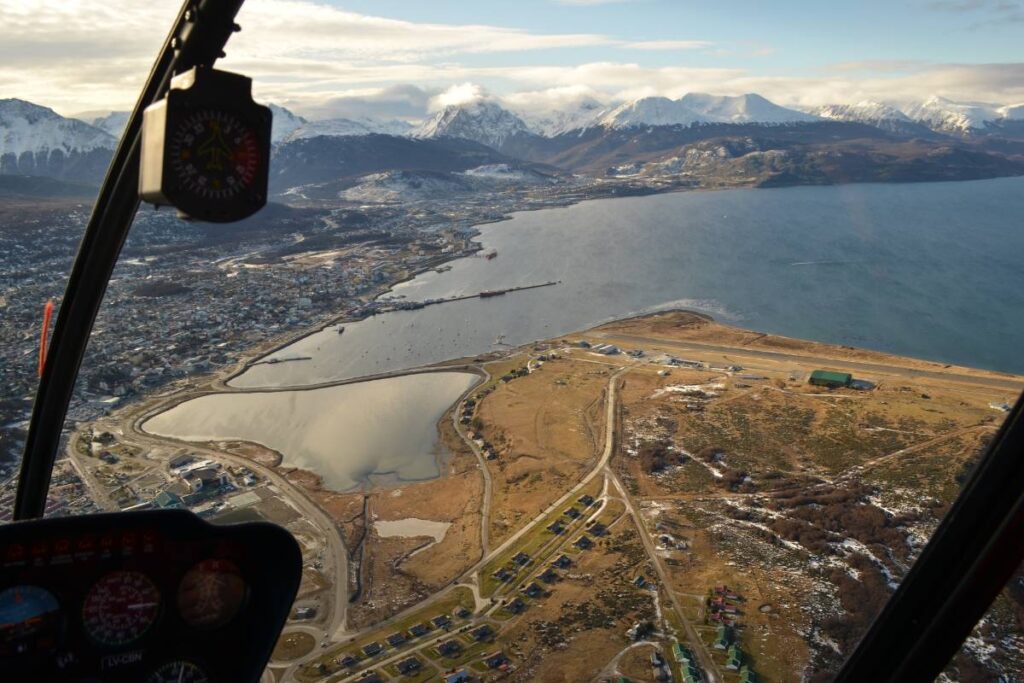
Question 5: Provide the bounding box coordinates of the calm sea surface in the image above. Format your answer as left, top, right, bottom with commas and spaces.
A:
234, 177, 1024, 388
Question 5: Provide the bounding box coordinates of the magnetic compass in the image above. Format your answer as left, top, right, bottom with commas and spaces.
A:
140, 66, 271, 223
168, 110, 261, 202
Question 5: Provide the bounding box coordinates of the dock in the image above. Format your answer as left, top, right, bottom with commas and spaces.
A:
250, 355, 312, 366
375, 281, 562, 313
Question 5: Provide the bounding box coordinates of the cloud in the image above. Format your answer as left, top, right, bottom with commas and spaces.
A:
500, 85, 610, 116
924, 0, 1024, 26
429, 83, 487, 111
0, 0, 614, 113
304, 85, 435, 121
622, 40, 714, 51
2, 0, 1022, 118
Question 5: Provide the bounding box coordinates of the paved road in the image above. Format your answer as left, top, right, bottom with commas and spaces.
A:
594, 331, 1024, 392
451, 366, 493, 557
609, 470, 722, 683
213, 363, 486, 395
463, 367, 629, 577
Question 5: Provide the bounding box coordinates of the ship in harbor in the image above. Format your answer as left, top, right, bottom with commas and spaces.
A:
479, 289, 506, 298
483, 249, 498, 260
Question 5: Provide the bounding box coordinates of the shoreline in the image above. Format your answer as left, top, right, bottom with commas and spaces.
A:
133, 306, 1023, 504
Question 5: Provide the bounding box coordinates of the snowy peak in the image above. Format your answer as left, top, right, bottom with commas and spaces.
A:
89, 111, 130, 137
598, 93, 815, 130
414, 100, 530, 149
599, 97, 703, 129
1, 98, 116, 157
809, 101, 911, 124
520, 97, 607, 137
283, 116, 412, 143
996, 103, 1024, 121
268, 104, 307, 144
679, 92, 816, 124
904, 95, 1000, 134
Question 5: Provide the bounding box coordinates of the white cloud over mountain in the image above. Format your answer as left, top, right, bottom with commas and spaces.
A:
1, 0, 1022, 120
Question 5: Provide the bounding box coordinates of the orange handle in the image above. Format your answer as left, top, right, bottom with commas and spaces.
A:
38, 299, 54, 378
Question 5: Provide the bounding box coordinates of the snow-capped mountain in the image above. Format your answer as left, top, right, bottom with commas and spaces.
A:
414, 101, 531, 149
519, 97, 607, 137
598, 97, 704, 129
809, 101, 911, 124
996, 103, 1024, 121
89, 111, 130, 137
597, 93, 815, 130
904, 96, 1001, 135
268, 104, 307, 144
283, 116, 412, 143
1, 99, 116, 183
679, 93, 816, 124
1, 99, 115, 157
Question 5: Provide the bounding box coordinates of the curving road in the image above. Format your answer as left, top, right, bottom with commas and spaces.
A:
451, 365, 494, 557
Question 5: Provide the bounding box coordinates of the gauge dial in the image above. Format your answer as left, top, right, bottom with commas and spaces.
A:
146, 660, 209, 683
0, 585, 61, 657
168, 109, 261, 201
82, 571, 160, 646
177, 559, 247, 629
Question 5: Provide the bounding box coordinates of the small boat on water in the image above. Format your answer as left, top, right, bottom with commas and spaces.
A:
483, 249, 498, 260
337, 326, 345, 335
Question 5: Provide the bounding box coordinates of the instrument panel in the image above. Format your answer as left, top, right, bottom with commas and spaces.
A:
0, 510, 300, 683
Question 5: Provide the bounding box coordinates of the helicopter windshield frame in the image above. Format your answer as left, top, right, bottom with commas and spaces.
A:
10, 2, 1024, 681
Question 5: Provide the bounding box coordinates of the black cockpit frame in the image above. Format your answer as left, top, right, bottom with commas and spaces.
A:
14, 0, 247, 521
11, 2, 1024, 681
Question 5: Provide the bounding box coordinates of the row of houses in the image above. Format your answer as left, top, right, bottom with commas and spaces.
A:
707, 586, 758, 682
671, 642, 705, 683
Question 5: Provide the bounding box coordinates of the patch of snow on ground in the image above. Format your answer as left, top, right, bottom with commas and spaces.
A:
651, 383, 725, 399
841, 538, 899, 588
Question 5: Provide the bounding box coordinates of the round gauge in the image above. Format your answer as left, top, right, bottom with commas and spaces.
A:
176, 559, 247, 629
82, 571, 161, 646
168, 109, 261, 201
146, 660, 209, 683
0, 585, 61, 657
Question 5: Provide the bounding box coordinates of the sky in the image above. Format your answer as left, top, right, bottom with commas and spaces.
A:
1, 0, 1023, 120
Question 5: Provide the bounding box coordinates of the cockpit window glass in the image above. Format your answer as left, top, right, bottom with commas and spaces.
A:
2, 1, 1022, 680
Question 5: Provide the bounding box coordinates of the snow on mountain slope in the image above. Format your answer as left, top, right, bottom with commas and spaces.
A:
459, 163, 555, 184
89, 111, 130, 137
996, 103, 1024, 121
809, 101, 911, 124
268, 104, 307, 144
520, 98, 606, 137
904, 96, 1000, 134
414, 101, 530, 149
283, 116, 412, 143
598, 93, 816, 130
679, 93, 817, 124
1, 99, 115, 156
340, 163, 555, 204
598, 97, 704, 129
339, 170, 473, 203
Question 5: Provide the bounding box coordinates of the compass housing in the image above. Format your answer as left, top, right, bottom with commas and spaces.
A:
140, 67, 271, 223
